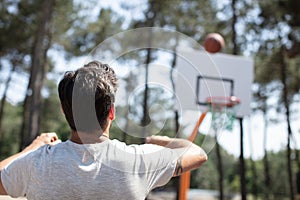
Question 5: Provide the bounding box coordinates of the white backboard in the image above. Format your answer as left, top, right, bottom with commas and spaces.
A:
175, 49, 254, 117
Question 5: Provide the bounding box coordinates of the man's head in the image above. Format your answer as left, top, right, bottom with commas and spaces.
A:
58, 61, 118, 133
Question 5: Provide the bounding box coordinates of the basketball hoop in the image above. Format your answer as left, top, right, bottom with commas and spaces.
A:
206, 96, 240, 131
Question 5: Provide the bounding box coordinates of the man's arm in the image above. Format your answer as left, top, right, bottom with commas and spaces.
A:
146, 135, 207, 177
0, 173, 6, 195
0, 133, 60, 195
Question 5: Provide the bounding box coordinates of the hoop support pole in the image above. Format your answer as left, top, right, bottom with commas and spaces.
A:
188, 112, 207, 142
179, 112, 207, 200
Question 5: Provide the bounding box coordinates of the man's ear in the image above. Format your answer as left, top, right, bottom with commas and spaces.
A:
60, 107, 64, 114
109, 104, 115, 120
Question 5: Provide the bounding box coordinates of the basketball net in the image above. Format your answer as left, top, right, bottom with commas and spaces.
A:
206, 96, 240, 131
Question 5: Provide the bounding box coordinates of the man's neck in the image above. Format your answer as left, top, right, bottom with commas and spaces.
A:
70, 130, 109, 144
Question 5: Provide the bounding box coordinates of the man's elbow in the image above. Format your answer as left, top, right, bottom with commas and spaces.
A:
196, 150, 208, 167
0, 172, 8, 195
202, 152, 208, 162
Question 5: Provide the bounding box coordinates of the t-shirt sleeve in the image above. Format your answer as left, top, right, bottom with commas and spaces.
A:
1, 151, 33, 198
138, 144, 179, 192
146, 153, 177, 191
109, 140, 180, 193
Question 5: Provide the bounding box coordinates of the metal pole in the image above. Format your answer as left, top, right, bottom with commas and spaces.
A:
239, 117, 247, 200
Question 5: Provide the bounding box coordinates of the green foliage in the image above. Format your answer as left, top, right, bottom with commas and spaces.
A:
131, 0, 222, 44
253, 3, 300, 198
255, 0, 300, 101
0, 0, 42, 73
0, 0, 38, 56
267, 151, 289, 197
61, 6, 124, 58
190, 133, 240, 193
0, 102, 22, 159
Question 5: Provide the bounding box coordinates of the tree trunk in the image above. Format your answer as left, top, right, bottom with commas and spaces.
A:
141, 28, 153, 144
280, 47, 295, 200
287, 132, 294, 200
248, 123, 258, 199
215, 134, 224, 200
20, 0, 55, 149
231, 1, 247, 199
263, 110, 271, 199
121, 113, 129, 144
249, 158, 258, 199
121, 75, 133, 143
169, 36, 180, 136
231, 0, 238, 55
169, 41, 181, 200
294, 137, 300, 196
174, 110, 180, 200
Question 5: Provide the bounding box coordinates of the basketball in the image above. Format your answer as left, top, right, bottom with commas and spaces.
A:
204, 33, 225, 53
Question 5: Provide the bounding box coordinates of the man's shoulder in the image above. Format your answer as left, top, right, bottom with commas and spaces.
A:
110, 139, 167, 154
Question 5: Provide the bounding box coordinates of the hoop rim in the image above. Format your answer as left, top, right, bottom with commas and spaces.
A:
206, 96, 241, 108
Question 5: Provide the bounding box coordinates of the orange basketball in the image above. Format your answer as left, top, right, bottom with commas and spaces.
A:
204, 33, 225, 53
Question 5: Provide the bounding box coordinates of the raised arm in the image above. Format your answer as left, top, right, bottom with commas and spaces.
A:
0, 133, 60, 195
146, 135, 207, 176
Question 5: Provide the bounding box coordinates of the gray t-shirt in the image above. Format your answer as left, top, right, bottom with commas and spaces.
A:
1, 139, 178, 200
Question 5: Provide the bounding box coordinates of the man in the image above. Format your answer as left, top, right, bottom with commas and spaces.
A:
0, 61, 207, 199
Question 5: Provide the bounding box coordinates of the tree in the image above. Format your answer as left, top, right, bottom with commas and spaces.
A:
252, 84, 273, 199
253, 1, 300, 199
120, 72, 138, 143
19, 1, 123, 149
254, 44, 297, 200
20, 0, 56, 149
0, 102, 23, 160
0, 0, 37, 140
62, 7, 124, 58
